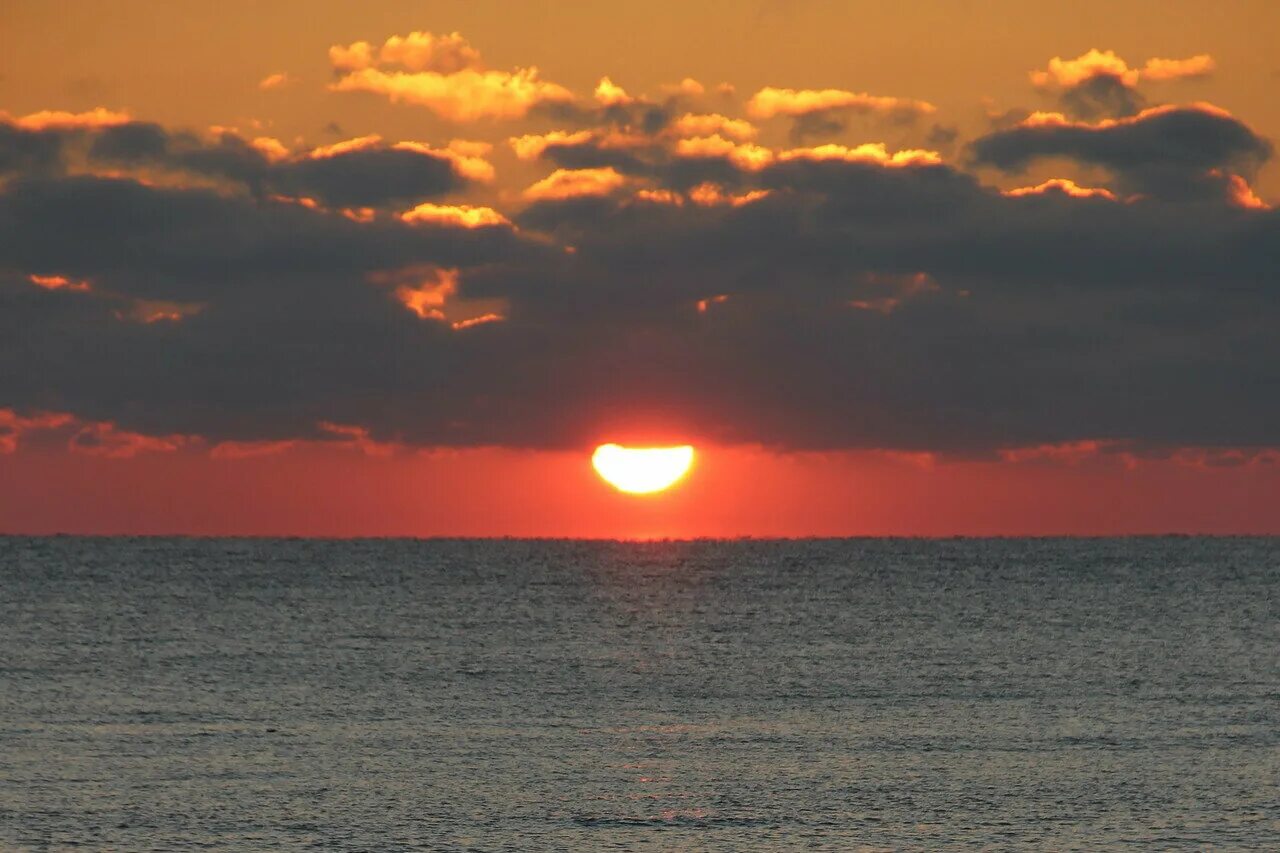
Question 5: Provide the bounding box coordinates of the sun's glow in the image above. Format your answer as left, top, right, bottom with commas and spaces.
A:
591, 444, 695, 494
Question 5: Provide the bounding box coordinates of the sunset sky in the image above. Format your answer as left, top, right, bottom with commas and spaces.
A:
2, 0, 1279, 536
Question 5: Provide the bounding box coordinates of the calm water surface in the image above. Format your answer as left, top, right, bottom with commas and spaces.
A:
1, 537, 1277, 850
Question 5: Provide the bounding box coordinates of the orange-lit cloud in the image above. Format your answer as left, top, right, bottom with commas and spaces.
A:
776, 142, 941, 167
307, 134, 383, 159
850, 271, 940, 314
329, 31, 573, 121
317, 421, 396, 456
1031, 49, 1215, 88
330, 31, 481, 74
0, 409, 75, 454
747, 87, 935, 118
332, 66, 574, 121
696, 294, 729, 313
594, 76, 634, 106
1220, 173, 1269, 210
509, 130, 596, 160
266, 194, 323, 210
661, 78, 706, 97
450, 312, 504, 331
391, 140, 496, 182
6, 107, 131, 130
508, 128, 649, 162
400, 202, 511, 228
116, 300, 204, 324
674, 135, 774, 170
250, 136, 291, 161
669, 113, 757, 141
1016, 102, 1235, 129
523, 167, 629, 201
69, 422, 186, 458
686, 182, 770, 207
257, 72, 293, 90
388, 268, 506, 328
632, 188, 682, 205
1004, 178, 1118, 201
1141, 54, 1217, 82
391, 267, 459, 320
303, 134, 495, 182
28, 274, 91, 292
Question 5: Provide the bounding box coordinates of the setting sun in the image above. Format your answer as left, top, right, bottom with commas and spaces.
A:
591, 444, 695, 494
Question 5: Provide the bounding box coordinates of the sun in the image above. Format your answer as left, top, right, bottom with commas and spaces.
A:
592, 444, 695, 494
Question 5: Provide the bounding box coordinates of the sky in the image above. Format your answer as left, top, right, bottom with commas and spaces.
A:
2, 0, 1279, 537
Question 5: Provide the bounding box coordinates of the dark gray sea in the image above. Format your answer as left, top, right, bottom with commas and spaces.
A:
1, 537, 1276, 850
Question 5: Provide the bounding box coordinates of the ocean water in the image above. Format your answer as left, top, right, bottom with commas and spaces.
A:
0, 537, 1276, 851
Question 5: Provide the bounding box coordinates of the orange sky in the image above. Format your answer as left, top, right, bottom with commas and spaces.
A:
2, 1, 1279, 536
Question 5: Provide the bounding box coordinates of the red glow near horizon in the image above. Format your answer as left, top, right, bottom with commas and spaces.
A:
0, 442, 1277, 538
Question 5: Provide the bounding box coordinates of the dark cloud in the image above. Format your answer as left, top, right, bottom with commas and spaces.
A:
789, 110, 848, 142
1, 110, 1278, 455
1058, 73, 1146, 120
88, 121, 170, 161
969, 106, 1272, 199
0, 125, 66, 176
0, 174, 532, 299
924, 124, 959, 149
270, 147, 464, 208
87, 122, 469, 207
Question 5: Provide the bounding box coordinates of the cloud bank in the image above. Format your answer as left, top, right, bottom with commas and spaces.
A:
0, 35, 1276, 459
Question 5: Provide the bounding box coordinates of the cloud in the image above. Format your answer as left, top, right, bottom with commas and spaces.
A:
1141, 54, 1216, 82
391, 139, 496, 182
0, 110, 134, 177
776, 143, 941, 167
523, 167, 630, 201
674, 135, 775, 171
0, 409, 74, 453
270, 144, 468, 207
85, 124, 487, 207
660, 78, 706, 97
401, 202, 511, 228
669, 113, 757, 141
257, 72, 293, 91
29, 273, 93, 291
594, 76, 634, 107
510, 130, 597, 160
332, 67, 574, 121
746, 87, 937, 142
1031, 49, 1215, 88
747, 87, 936, 119
4, 107, 132, 131
328, 31, 573, 121
330, 31, 481, 74
0, 124, 66, 177
69, 421, 186, 457
1003, 178, 1117, 201
1029, 50, 1216, 121
1, 89, 1278, 459
1058, 73, 1146, 120
970, 104, 1271, 200
685, 183, 770, 207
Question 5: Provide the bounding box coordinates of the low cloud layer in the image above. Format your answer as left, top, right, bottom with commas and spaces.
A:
0, 37, 1277, 457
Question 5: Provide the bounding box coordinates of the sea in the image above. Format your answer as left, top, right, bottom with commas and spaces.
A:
1, 536, 1276, 851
